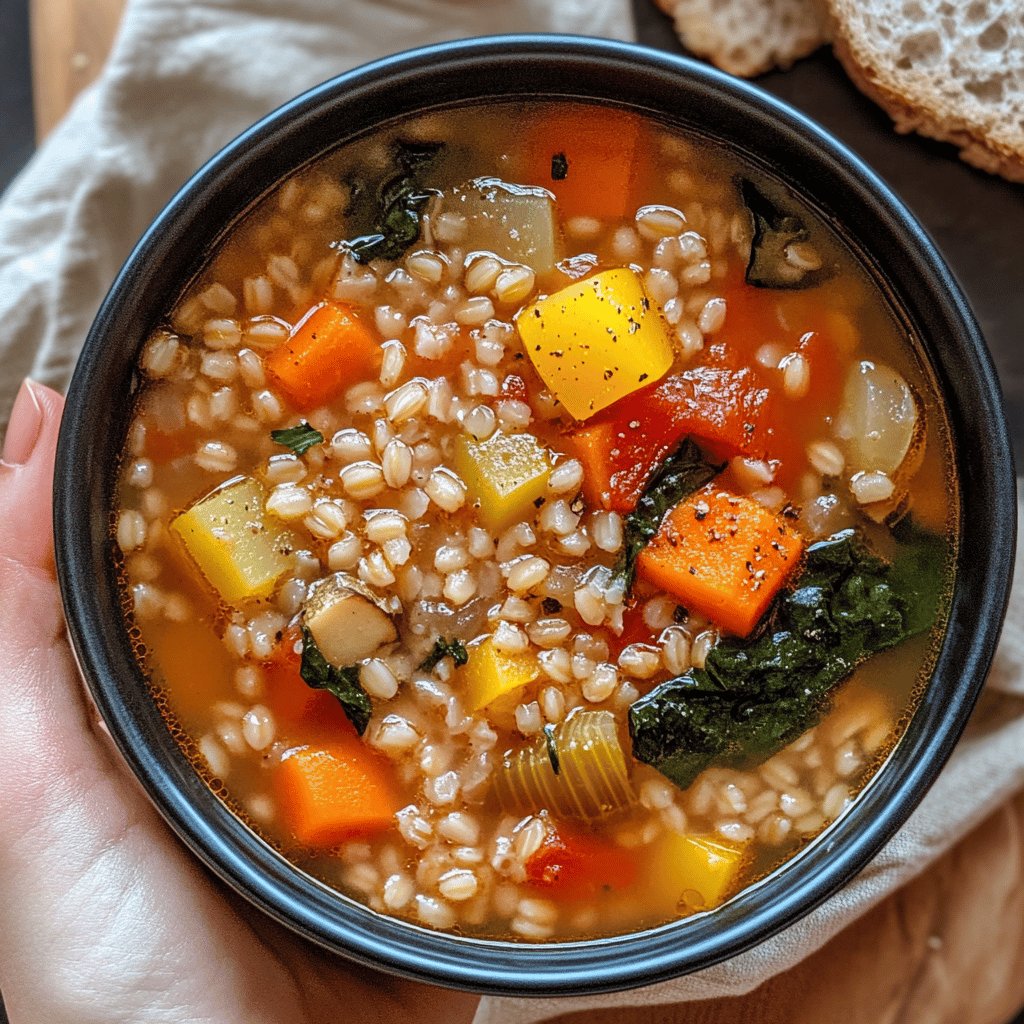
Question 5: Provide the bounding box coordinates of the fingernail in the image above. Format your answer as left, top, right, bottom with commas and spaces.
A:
1, 380, 44, 467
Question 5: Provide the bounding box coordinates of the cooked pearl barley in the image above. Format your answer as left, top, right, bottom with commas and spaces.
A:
359, 549, 396, 588
691, 629, 717, 669
438, 868, 479, 902
698, 297, 727, 335
462, 404, 497, 442
443, 570, 477, 606
364, 510, 408, 543
141, 331, 180, 377
425, 770, 460, 806
241, 705, 275, 751
304, 499, 347, 539
341, 461, 386, 500
383, 873, 414, 910
377, 438, 412, 488
515, 701, 543, 735
591, 511, 623, 553
675, 319, 704, 360
851, 470, 895, 504
547, 459, 584, 496
116, 510, 147, 552
375, 304, 407, 337
203, 317, 241, 350
199, 735, 230, 779
636, 204, 686, 239
640, 777, 675, 810
583, 662, 618, 703
644, 268, 678, 305
235, 667, 264, 700
266, 484, 312, 520
374, 716, 420, 755
494, 265, 536, 305
379, 340, 407, 388
454, 296, 495, 327
780, 352, 810, 399
538, 499, 579, 537
244, 316, 290, 349
252, 389, 284, 423
506, 556, 550, 593
360, 659, 399, 700
660, 626, 692, 675
385, 379, 429, 423
406, 250, 447, 284
327, 533, 362, 571
528, 618, 572, 648
438, 812, 480, 846
807, 440, 845, 478
195, 441, 237, 473
331, 428, 373, 464
464, 254, 503, 294
415, 895, 456, 929
492, 620, 529, 654
432, 211, 468, 243
611, 225, 642, 261
618, 644, 662, 679
424, 468, 467, 512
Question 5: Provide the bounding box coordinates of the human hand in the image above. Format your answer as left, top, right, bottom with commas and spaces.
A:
0, 380, 479, 1024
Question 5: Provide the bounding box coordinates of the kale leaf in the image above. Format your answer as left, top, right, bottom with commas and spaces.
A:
419, 636, 469, 672
628, 527, 946, 790
739, 177, 831, 290
299, 626, 372, 735
270, 421, 324, 456
347, 140, 444, 263
611, 438, 723, 592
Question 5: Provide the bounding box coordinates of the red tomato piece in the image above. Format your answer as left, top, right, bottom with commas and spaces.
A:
526, 823, 639, 900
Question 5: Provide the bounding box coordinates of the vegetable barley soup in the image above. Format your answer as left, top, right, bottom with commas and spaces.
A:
115, 101, 956, 940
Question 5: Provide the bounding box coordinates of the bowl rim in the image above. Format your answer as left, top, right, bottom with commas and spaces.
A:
54, 33, 1016, 996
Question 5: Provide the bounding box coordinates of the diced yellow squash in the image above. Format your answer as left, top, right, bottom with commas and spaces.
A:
516, 267, 674, 421
462, 636, 539, 712
443, 177, 559, 273
170, 477, 292, 604
453, 431, 552, 533
647, 832, 747, 915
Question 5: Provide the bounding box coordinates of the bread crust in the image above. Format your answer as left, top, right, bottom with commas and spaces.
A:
827, 4, 1024, 184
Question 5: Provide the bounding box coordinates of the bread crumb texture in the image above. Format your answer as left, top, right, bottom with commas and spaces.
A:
828, 0, 1024, 182
654, 0, 830, 77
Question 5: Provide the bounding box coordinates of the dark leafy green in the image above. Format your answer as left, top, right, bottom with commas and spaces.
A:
270, 421, 324, 456
611, 438, 722, 591
419, 636, 469, 672
629, 527, 946, 789
551, 152, 569, 181
543, 723, 561, 776
299, 626, 372, 736
739, 177, 830, 290
347, 141, 444, 263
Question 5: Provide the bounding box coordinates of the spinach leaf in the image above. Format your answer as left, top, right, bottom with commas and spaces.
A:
299, 626, 372, 735
347, 140, 444, 263
629, 527, 945, 790
739, 177, 830, 290
419, 636, 469, 672
611, 438, 723, 591
270, 421, 324, 456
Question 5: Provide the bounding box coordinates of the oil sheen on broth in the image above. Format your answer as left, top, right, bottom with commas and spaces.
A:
114, 101, 956, 941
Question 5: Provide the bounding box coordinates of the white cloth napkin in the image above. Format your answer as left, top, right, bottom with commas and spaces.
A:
1, 2, 1022, 1021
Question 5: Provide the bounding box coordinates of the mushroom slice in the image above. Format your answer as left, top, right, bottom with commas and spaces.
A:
302, 573, 397, 667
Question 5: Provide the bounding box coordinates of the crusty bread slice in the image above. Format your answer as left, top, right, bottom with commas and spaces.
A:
654, 0, 830, 77
828, 0, 1024, 182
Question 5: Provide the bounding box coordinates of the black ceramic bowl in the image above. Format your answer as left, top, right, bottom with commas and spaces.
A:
54, 35, 1015, 996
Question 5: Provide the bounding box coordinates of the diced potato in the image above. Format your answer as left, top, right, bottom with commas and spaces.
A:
647, 832, 747, 915
170, 477, 292, 604
443, 177, 559, 273
516, 268, 674, 421
303, 573, 397, 666
462, 636, 539, 712
453, 431, 552, 533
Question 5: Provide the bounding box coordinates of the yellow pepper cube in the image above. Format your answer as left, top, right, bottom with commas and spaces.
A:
462, 637, 539, 712
453, 431, 552, 533
170, 477, 292, 605
648, 832, 747, 915
516, 267, 674, 421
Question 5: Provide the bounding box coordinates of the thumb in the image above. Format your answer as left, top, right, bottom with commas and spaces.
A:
0, 379, 65, 572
